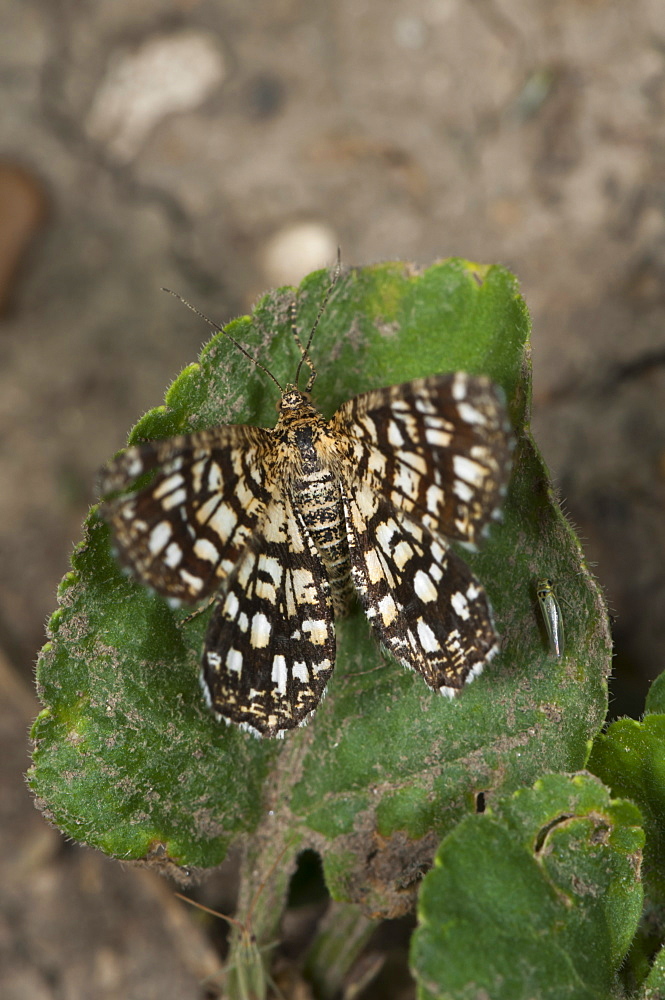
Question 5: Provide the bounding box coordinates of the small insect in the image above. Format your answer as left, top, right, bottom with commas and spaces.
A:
175, 840, 294, 1000
175, 891, 273, 1000
536, 577, 565, 659
100, 269, 514, 736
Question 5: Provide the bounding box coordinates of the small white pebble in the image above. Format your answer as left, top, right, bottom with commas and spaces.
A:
261, 221, 339, 287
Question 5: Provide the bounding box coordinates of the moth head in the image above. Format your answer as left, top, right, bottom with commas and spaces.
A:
278, 386, 312, 412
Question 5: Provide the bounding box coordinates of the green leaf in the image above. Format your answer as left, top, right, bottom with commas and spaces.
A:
410, 772, 644, 1000
29, 260, 611, 919
587, 715, 665, 905
646, 672, 665, 715
640, 944, 665, 999
588, 715, 665, 998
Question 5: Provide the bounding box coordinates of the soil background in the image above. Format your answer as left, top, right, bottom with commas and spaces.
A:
2, 1, 665, 997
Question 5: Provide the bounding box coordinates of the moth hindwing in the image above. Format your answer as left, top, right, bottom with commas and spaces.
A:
100, 287, 514, 737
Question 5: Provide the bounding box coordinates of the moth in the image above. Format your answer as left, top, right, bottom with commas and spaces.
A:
100, 275, 514, 737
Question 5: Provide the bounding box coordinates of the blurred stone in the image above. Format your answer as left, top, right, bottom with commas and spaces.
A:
393, 17, 427, 50
245, 73, 286, 120
86, 30, 226, 161
0, 163, 48, 315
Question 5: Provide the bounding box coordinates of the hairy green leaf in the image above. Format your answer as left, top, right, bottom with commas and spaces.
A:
410, 772, 644, 1000
640, 945, 665, 999
588, 715, 665, 905
646, 672, 665, 716
30, 260, 610, 926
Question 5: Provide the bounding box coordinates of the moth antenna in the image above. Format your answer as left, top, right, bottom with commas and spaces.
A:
289, 300, 315, 381
174, 838, 295, 936
174, 892, 244, 932
162, 287, 284, 392
294, 249, 342, 392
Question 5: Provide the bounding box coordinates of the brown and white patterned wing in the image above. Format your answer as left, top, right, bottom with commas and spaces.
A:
99, 425, 274, 604
202, 495, 335, 737
343, 481, 498, 691
331, 373, 513, 547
